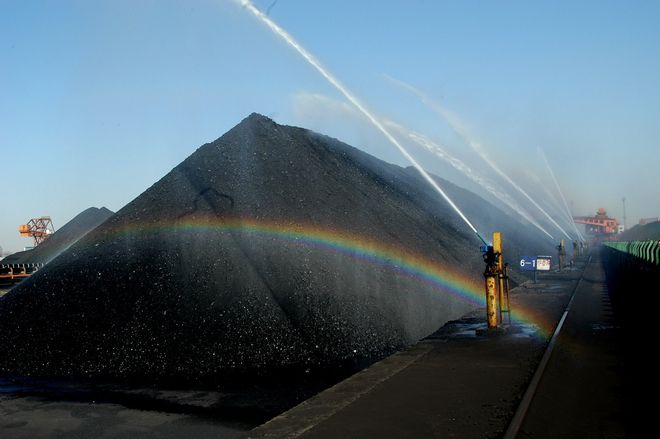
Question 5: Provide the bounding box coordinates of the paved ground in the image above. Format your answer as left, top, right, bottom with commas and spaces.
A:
0, 396, 249, 439
247, 269, 581, 438
0, 381, 257, 439
515, 254, 625, 438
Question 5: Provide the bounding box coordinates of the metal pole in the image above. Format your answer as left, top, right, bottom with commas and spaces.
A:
503, 263, 511, 325
622, 197, 627, 231
493, 232, 504, 324
558, 239, 565, 271
493, 232, 511, 325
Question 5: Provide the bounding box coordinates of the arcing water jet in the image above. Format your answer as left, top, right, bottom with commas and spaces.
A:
238, 0, 487, 245
384, 120, 555, 240
385, 75, 573, 241
538, 147, 585, 241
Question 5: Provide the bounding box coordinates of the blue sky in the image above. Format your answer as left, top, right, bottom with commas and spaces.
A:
1, 0, 659, 252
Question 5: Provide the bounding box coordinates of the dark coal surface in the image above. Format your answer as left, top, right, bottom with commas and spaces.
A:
4, 207, 113, 265
0, 114, 553, 386
618, 221, 660, 241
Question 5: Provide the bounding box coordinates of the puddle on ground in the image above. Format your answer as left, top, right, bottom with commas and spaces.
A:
510, 323, 541, 338
449, 322, 486, 338
429, 319, 542, 340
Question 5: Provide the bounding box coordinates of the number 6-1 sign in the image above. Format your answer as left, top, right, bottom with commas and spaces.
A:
520, 255, 552, 272
520, 256, 536, 271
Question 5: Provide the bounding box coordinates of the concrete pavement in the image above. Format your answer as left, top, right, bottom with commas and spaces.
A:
514, 254, 624, 438
247, 270, 581, 438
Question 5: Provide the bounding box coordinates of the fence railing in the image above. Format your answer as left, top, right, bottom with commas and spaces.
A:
603, 241, 660, 266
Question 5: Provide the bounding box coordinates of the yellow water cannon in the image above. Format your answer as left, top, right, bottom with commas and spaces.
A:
481, 232, 511, 329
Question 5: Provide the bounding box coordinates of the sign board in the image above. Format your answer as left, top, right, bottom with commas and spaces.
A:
536, 256, 552, 271
519, 256, 536, 271
520, 256, 553, 272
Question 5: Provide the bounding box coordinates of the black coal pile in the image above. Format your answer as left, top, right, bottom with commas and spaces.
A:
4, 207, 114, 265
0, 114, 552, 385
618, 221, 660, 241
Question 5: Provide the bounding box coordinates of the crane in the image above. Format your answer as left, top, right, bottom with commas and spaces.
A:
19, 216, 55, 247
573, 208, 619, 240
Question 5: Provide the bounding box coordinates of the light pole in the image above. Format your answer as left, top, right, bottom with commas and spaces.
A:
622, 197, 627, 231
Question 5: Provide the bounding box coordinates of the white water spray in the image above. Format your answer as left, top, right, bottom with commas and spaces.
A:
386, 75, 573, 241
384, 120, 555, 240
538, 180, 578, 239
542, 180, 582, 241
538, 147, 584, 241
238, 0, 486, 244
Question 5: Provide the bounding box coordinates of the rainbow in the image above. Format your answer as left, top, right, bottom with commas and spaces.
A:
106, 216, 550, 338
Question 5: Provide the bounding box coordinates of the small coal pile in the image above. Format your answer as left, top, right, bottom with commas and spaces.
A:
618, 221, 660, 241
4, 207, 114, 265
0, 114, 549, 385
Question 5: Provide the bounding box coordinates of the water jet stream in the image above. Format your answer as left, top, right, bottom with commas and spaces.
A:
530, 157, 579, 240
385, 75, 573, 241
238, 0, 487, 245
384, 120, 555, 240
538, 148, 584, 241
